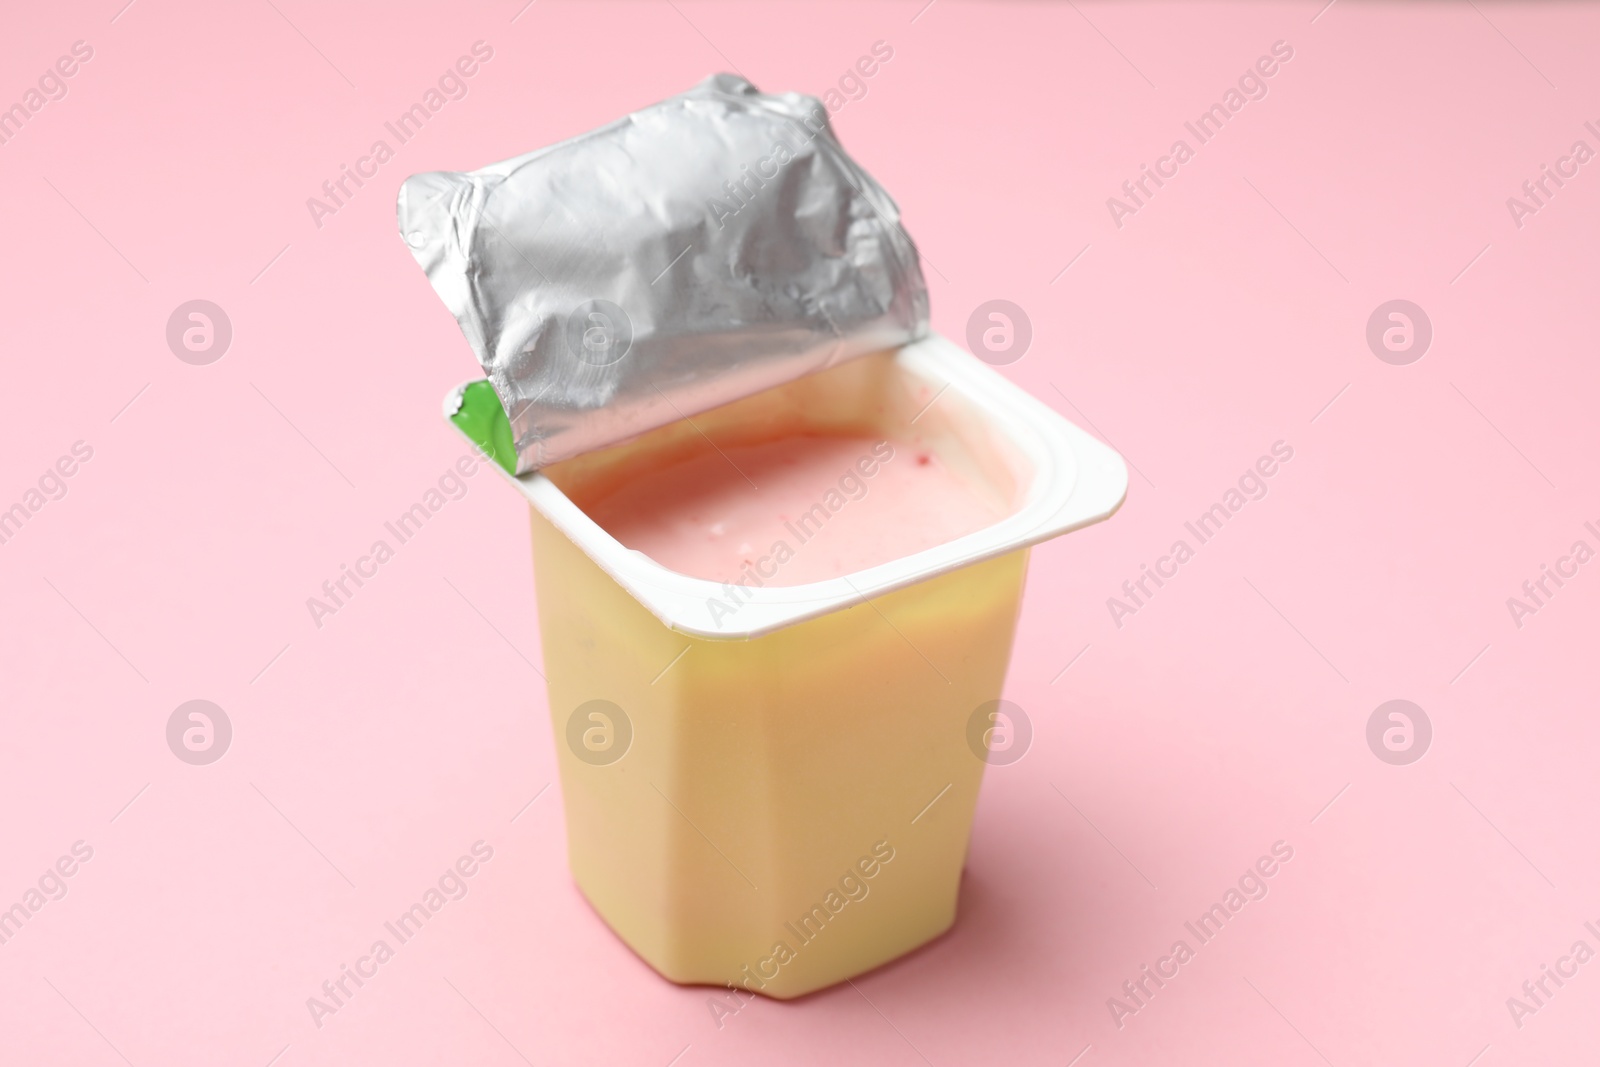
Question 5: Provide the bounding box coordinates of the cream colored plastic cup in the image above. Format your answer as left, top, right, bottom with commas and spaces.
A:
446, 333, 1125, 999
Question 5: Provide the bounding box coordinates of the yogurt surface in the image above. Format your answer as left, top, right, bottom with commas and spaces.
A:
571, 433, 1009, 586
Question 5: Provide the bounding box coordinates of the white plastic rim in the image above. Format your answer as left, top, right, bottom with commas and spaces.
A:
446, 332, 1128, 640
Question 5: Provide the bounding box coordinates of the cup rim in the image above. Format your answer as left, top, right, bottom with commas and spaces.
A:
445, 331, 1128, 639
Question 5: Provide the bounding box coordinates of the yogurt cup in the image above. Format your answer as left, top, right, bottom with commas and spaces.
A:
446, 331, 1125, 998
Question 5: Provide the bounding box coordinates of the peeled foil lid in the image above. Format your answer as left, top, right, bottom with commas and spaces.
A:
398, 73, 928, 474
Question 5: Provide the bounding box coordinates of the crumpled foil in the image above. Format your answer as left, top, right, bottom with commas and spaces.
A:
398, 73, 928, 474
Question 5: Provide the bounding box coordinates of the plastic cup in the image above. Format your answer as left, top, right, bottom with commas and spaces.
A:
446, 333, 1125, 998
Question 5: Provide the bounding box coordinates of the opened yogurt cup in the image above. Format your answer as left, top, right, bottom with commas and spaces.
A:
404, 73, 1125, 998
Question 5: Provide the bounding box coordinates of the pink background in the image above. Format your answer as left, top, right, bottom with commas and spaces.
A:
3, 1, 1598, 1064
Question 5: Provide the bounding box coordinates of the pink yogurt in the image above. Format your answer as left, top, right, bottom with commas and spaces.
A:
570, 433, 1009, 586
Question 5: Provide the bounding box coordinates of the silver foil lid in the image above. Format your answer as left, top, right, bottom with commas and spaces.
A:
398, 73, 928, 474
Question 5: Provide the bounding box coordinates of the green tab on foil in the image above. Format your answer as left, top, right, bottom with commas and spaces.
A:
451, 380, 518, 475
